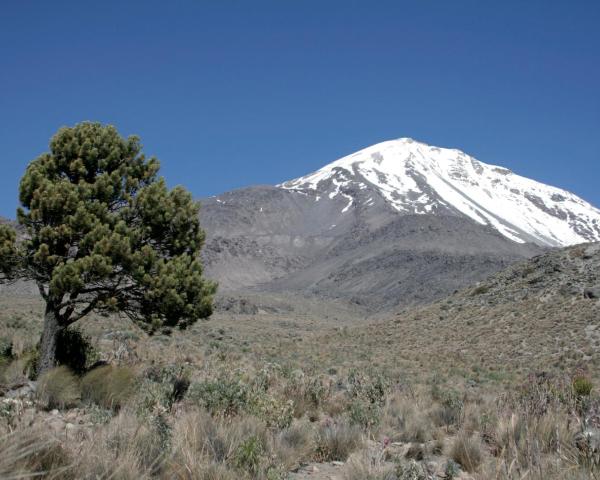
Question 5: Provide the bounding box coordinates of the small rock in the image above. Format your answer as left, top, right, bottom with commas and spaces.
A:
51, 409, 59, 415
331, 461, 344, 466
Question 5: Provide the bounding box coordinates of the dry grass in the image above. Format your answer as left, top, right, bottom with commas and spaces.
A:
81, 365, 136, 411
36, 366, 80, 410
314, 420, 364, 462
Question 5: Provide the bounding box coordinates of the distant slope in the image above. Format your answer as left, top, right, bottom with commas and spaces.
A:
324, 242, 600, 376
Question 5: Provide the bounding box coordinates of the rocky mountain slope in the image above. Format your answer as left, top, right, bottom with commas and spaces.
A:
307, 241, 600, 377
200, 137, 600, 311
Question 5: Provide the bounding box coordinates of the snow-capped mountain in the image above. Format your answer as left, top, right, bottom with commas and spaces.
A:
281, 138, 600, 247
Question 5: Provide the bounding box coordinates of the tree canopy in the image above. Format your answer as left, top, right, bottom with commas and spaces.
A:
0, 224, 19, 282
8, 122, 216, 372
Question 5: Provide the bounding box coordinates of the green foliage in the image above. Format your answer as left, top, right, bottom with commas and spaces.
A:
248, 392, 294, 429
395, 460, 429, 480
443, 459, 461, 479
55, 327, 97, 374
36, 366, 81, 409
573, 375, 593, 397
81, 365, 135, 411
133, 365, 191, 418
432, 389, 464, 429
346, 370, 390, 429
347, 398, 383, 429
187, 378, 249, 417
347, 370, 390, 406
234, 435, 265, 475
15, 122, 216, 338
0, 337, 12, 360
0, 224, 19, 281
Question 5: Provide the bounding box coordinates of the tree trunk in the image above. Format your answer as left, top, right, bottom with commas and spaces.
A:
37, 303, 62, 375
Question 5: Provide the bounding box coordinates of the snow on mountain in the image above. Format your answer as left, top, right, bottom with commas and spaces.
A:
280, 138, 600, 247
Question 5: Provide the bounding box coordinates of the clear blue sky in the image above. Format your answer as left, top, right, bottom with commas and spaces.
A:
1, 1, 598, 218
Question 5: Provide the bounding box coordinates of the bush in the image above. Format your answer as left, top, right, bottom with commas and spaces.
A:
234, 435, 265, 475
36, 366, 80, 409
395, 460, 429, 480
451, 433, 483, 473
187, 378, 249, 417
347, 398, 382, 429
143, 365, 191, 406
81, 365, 135, 411
431, 389, 464, 429
55, 327, 97, 375
0, 337, 12, 360
249, 391, 294, 429
346, 370, 390, 430
573, 376, 593, 397
315, 420, 363, 462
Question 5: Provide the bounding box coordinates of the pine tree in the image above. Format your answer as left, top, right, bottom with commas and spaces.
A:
0, 224, 19, 281
7, 122, 216, 374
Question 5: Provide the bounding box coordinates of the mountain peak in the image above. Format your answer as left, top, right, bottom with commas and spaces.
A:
280, 139, 600, 247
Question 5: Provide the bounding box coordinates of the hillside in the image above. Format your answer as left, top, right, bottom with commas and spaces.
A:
279, 242, 600, 382
200, 138, 600, 312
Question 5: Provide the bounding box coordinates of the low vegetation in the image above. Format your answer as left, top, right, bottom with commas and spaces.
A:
1, 318, 599, 480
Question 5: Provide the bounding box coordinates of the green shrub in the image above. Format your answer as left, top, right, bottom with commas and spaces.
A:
444, 459, 460, 479
36, 366, 80, 409
0, 337, 12, 360
345, 370, 390, 430
347, 398, 382, 429
248, 392, 294, 429
234, 435, 264, 475
431, 389, 464, 429
395, 460, 429, 480
347, 370, 390, 407
81, 365, 135, 411
55, 327, 97, 375
573, 376, 593, 397
187, 378, 249, 417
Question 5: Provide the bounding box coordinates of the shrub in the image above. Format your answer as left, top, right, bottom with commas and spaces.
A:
55, 327, 97, 375
187, 378, 249, 417
315, 420, 363, 462
143, 364, 191, 406
348, 398, 382, 429
36, 366, 80, 409
249, 391, 294, 429
431, 390, 464, 430
347, 370, 390, 407
346, 370, 390, 430
443, 459, 460, 479
81, 365, 135, 411
0, 337, 12, 360
573, 376, 593, 397
395, 460, 429, 480
450, 433, 483, 473
234, 435, 265, 475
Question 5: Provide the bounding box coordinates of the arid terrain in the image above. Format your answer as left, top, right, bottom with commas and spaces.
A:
1, 242, 600, 479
